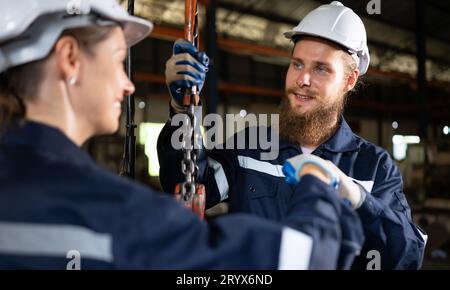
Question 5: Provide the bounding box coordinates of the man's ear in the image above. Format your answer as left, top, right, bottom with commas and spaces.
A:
345, 68, 360, 93
54, 36, 81, 82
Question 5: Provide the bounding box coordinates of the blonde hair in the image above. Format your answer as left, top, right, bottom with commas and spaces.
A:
340, 51, 361, 93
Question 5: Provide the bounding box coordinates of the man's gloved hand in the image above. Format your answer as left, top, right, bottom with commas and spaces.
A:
324, 160, 366, 209
165, 39, 209, 108
283, 154, 340, 189
282, 154, 366, 209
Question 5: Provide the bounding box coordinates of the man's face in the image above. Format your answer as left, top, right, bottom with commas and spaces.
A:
279, 36, 357, 146
285, 36, 349, 116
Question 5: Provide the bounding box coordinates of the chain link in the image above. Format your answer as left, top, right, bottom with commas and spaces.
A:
180, 91, 199, 201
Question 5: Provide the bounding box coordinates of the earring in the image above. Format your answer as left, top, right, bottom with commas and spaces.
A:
68, 76, 77, 86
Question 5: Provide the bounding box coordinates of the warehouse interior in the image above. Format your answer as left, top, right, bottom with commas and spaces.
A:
79, 0, 450, 269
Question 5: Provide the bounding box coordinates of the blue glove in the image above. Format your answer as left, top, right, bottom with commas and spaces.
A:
283, 154, 365, 208
282, 154, 340, 190
165, 39, 209, 105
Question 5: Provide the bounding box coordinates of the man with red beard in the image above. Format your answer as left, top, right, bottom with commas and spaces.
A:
158, 1, 427, 269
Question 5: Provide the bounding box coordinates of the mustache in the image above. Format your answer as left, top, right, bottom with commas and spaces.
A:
285, 87, 318, 97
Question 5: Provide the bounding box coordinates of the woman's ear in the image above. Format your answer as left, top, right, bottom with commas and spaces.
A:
54, 36, 81, 84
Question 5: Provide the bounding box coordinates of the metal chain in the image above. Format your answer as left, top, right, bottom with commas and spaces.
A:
180, 94, 198, 201
180, 0, 200, 202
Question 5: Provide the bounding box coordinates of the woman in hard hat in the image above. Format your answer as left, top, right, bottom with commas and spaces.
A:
0, 0, 363, 269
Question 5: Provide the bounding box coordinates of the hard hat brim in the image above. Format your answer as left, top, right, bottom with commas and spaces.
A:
120, 15, 153, 47
0, 0, 155, 74
284, 30, 370, 75
284, 30, 352, 52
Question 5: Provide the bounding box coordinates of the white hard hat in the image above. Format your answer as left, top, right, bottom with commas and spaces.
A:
0, 0, 153, 73
284, 1, 370, 75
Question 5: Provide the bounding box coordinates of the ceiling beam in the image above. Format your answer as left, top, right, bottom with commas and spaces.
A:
217, 0, 298, 26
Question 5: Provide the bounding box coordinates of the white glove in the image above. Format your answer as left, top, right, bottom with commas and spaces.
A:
324, 160, 366, 209
283, 154, 366, 209
283, 154, 340, 189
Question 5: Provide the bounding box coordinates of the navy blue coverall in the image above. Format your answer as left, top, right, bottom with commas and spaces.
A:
158, 116, 427, 270
0, 121, 363, 269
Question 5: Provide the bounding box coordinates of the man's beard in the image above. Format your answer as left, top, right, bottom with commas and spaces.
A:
277, 91, 347, 147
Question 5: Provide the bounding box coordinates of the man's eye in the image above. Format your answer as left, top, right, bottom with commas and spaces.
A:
315, 66, 328, 74
293, 62, 303, 70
